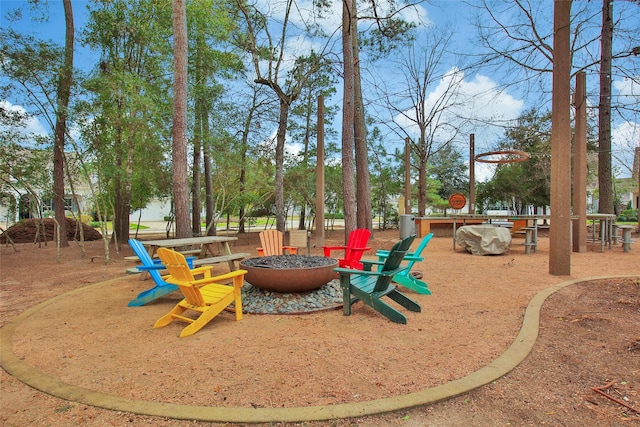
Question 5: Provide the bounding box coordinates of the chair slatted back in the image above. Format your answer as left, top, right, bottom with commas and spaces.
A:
406, 233, 433, 268
128, 239, 165, 284
344, 228, 371, 260
157, 248, 205, 307
259, 230, 285, 256
373, 235, 415, 292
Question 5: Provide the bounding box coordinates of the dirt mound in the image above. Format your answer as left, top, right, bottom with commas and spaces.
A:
0, 218, 102, 243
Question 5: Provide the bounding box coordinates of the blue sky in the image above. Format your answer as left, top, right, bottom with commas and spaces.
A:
2, 0, 639, 180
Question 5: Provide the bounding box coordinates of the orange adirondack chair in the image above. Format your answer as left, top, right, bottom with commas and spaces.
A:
154, 248, 246, 337
322, 228, 372, 270
257, 230, 298, 256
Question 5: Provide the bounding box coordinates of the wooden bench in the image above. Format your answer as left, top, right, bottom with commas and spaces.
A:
125, 249, 202, 262
126, 252, 249, 274
191, 252, 251, 270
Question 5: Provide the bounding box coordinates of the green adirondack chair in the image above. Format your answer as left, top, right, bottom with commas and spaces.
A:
375, 233, 433, 295
335, 235, 420, 324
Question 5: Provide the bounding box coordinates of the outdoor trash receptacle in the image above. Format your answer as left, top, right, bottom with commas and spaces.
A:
400, 214, 415, 239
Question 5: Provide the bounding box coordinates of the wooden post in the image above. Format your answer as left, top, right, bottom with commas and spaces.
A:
572, 71, 587, 253
315, 95, 325, 247
405, 138, 411, 214
549, 0, 572, 276
469, 134, 475, 214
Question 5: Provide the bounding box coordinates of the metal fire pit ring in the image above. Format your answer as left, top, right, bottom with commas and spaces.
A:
239, 255, 338, 293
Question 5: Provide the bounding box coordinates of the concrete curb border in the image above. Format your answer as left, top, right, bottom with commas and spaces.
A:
2, 275, 638, 423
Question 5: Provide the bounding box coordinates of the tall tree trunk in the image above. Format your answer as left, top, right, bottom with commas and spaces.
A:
172, 0, 191, 238
238, 92, 257, 235
341, 0, 357, 240
598, 0, 613, 214
238, 150, 247, 234
53, 0, 74, 248
192, 27, 205, 236
352, 16, 372, 232
192, 114, 202, 236
275, 99, 289, 233
112, 129, 133, 245
203, 112, 216, 236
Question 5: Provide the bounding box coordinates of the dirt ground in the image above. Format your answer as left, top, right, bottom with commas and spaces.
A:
1, 226, 639, 426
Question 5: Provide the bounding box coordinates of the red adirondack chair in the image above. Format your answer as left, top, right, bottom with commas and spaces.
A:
322, 228, 372, 270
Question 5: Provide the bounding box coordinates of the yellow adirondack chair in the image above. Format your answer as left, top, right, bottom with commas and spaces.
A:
256, 230, 298, 256
154, 248, 246, 337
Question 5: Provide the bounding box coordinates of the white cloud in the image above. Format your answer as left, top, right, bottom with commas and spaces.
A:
613, 77, 640, 98
458, 73, 525, 125
612, 120, 639, 177
0, 100, 48, 136
393, 68, 525, 181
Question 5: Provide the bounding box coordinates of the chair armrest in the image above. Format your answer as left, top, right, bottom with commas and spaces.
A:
143, 256, 196, 270
257, 248, 265, 256
348, 246, 372, 255
376, 250, 417, 259
360, 259, 384, 271
335, 265, 408, 277
322, 245, 346, 257
136, 264, 166, 272
192, 269, 247, 288
190, 265, 214, 279
283, 246, 298, 255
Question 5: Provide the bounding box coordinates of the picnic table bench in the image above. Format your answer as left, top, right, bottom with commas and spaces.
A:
133, 236, 245, 279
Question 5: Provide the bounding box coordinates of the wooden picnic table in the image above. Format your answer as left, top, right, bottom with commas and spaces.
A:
139, 236, 249, 279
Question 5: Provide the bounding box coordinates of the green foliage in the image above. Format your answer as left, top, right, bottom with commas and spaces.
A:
325, 212, 344, 220
0, 105, 52, 211
80, 0, 176, 232
478, 108, 557, 214
617, 209, 638, 222
0, 29, 63, 107
367, 126, 403, 228
359, 10, 418, 59
429, 145, 469, 200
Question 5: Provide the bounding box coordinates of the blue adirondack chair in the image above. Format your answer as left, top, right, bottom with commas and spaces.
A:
127, 238, 194, 307
375, 233, 433, 295
335, 235, 420, 324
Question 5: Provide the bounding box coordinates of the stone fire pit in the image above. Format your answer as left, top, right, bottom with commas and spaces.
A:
239, 255, 338, 293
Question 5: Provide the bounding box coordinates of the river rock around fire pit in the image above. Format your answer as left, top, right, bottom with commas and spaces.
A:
240, 255, 338, 292
240, 280, 343, 314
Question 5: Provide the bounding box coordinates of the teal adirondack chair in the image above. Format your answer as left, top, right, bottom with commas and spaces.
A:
376, 233, 433, 295
335, 235, 420, 324
127, 239, 194, 307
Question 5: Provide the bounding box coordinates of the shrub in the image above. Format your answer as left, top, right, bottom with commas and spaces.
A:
619, 208, 638, 222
